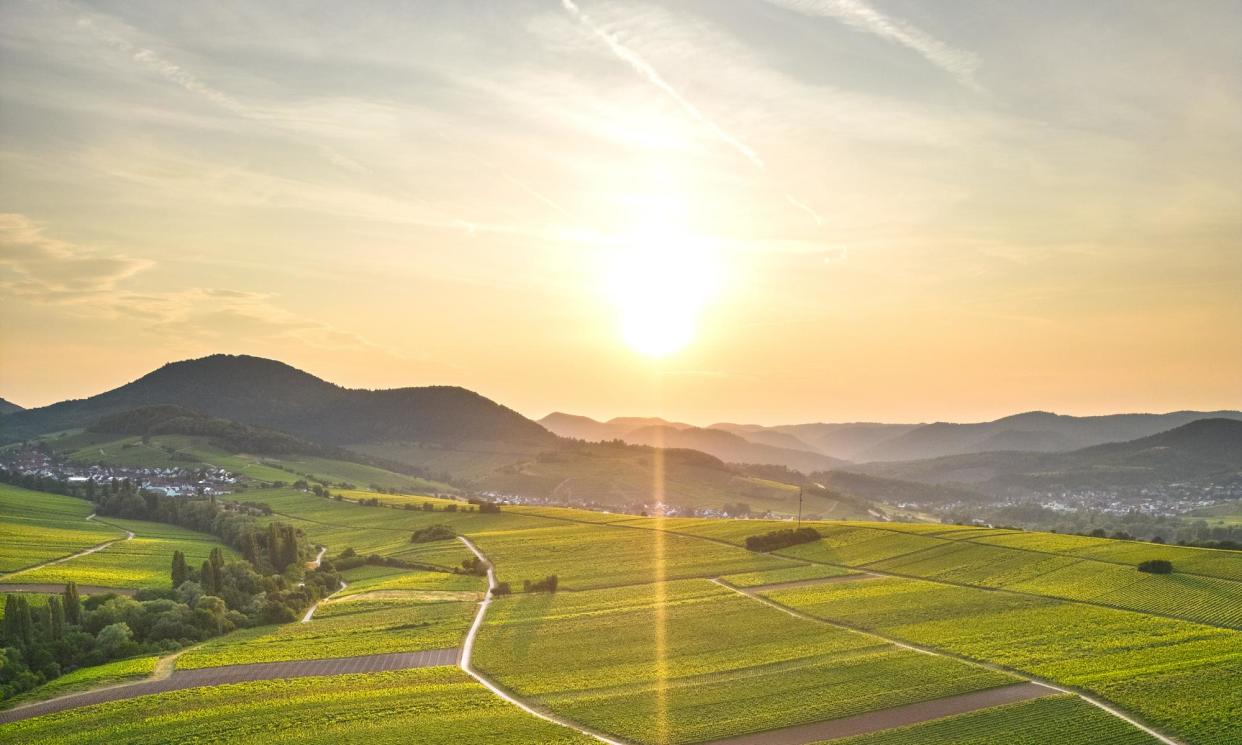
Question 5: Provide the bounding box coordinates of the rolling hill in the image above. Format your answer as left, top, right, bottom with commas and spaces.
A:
0, 397, 22, 416
846, 418, 1242, 497
540, 413, 845, 471
856, 410, 1242, 462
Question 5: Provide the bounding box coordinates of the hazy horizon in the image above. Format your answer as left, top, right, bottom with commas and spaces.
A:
3, 1, 1240, 424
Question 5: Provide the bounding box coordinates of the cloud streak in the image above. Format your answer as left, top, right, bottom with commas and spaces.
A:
560, 0, 764, 167
0, 213, 152, 300
761, 0, 981, 90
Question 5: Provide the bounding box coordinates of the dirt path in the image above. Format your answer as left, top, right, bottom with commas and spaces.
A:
0, 649, 458, 724
714, 580, 1183, 745
301, 579, 347, 623
0, 514, 134, 581
705, 683, 1054, 745
456, 536, 631, 745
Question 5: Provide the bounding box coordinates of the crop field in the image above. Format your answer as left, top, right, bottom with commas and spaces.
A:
0, 483, 121, 572
473, 522, 796, 590
629, 520, 1242, 629
0, 668, 594, 745
7, 516, 235, 590
766, 576, 1242, 745
824, 695, 1160, 745
177, 596, 476, 668
474, 579, 1017, 744
336, 565, 485, 598
718, 562, 859, 587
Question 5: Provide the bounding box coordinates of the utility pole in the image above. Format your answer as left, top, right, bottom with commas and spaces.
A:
796, 486, 803, 530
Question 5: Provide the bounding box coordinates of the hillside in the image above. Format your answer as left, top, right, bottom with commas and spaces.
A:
857, 410, 1242, 462
0, 355, 556, 454
849, 418, 1242, 497
89, 405, 328, 456
0, 397, 21, 416
731, 422, 920, 460
476, 439, 868, 518
539, 412, 694, 442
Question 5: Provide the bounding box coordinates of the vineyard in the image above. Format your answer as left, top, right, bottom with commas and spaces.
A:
825, 695, 1160, 745
0, 484, 121, 573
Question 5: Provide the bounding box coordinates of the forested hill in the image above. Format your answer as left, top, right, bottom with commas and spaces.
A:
0, 354, 556, 449
0, 397, 22, 415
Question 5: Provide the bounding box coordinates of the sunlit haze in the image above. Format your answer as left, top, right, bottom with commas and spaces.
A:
1, 1, 1239, 424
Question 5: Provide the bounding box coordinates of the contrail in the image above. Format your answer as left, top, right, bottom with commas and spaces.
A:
560, 0, 764, 168
760, 0, 981, 90
785, 193, 824, 226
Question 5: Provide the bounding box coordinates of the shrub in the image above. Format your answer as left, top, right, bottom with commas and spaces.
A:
745, 527, 821, 552
411, 525, 456, 543
1138, 559, 1173, 574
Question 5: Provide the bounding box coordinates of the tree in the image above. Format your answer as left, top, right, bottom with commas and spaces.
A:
47, 596, 65, 641
63, 582, 81, 625
96, 622, 132, 655
172, 550, 188, 588
200, 559, 216, 594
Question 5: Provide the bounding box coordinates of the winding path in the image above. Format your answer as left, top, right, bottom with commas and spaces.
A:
0, 514, 134, 581
456, 536, 631, 745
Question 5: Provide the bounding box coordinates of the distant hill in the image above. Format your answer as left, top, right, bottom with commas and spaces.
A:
622, 425, 845, 472
0, 397, 22, 416
728, 422, 920, 461
847, 418, 1242, 497
0, 355, 556, 453
539, 413, 693, 443
540, 413, 845, 471
856, 410, 1242, 462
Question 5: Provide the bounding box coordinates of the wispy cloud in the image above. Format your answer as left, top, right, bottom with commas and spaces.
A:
560, 0, 764, 167
0, 213, 152, 300
761, 0, 981, 90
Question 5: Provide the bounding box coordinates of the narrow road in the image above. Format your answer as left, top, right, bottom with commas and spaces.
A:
0, 514, 134, 581
0, 649, 458, 724
456, 536, 630, 745
704, 683, 1053, 745
714, 580, 1183, 745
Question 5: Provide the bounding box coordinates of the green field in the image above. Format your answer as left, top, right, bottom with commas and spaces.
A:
2, 481, 1235, 744
176, 596, 476, 668
822, 695, 1160, 745
5, 516, 235, 590
0, 668, 594, 744
0, 483, 122, 573
766, 576, 1242, 745
474, 580, 1017, 745
1, 656, 159, 710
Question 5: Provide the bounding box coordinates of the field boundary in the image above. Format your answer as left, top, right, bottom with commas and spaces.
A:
714, 579, 1183, 745
0, 649, 457, 724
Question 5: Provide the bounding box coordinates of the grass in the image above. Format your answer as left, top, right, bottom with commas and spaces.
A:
767, 576, 1242, 745
1, 656, 159, 710
0, 667, 595, 744
7, 516, 235, 590
335, 565, 485, 598
819, 695, 1161, 745
0, 483, 121, 573
474, 579, 1017, 745
176, 596, 476, 668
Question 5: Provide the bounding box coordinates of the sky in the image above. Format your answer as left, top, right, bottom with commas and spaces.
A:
1, 0, 1239, 425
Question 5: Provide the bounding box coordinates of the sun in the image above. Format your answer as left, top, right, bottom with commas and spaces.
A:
606, 227, 720, 358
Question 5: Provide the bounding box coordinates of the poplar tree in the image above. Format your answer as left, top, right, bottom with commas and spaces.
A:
63, 581, 81, 625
